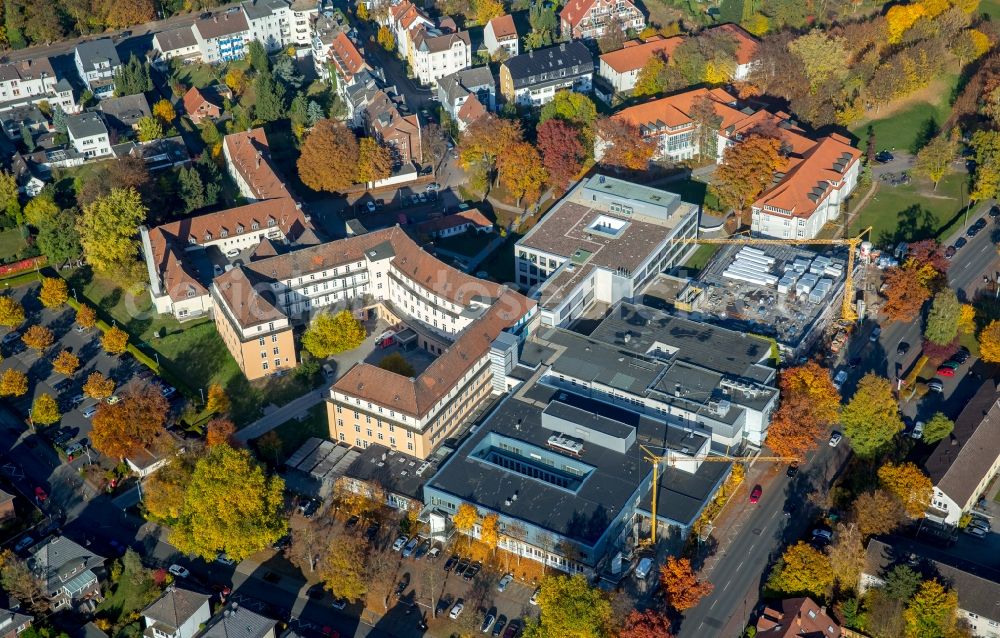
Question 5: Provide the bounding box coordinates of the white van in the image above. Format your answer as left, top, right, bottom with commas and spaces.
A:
635, 557, 654, 580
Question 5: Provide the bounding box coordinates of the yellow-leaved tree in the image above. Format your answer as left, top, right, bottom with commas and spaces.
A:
452, 503, 478, 534
38, 277, 68, 308
980, 320, 1000, 363
101, 326, 129, 355
171, 444, 287, 561
52, 350, 80, 376
31, 394, 60, 426
0, 369, 28, 397
877, 462, 932, 518
83, 372, 115, 400
301, 310, 366, 358
0, 296, 24, 328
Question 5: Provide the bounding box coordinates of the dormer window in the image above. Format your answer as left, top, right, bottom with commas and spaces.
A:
204, 232, 212, 241
237, 224, 244, 233
251, 222, 259, 230
188, 236, 197, 244
268, 218, 276, 227
221, 229, 228, 238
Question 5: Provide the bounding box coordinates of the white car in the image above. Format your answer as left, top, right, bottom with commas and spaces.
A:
391, 536, 408, 552
497, 574, 513, 592
226, 249, 240, 258
829, 432, 843, 447
832, 370, 848, 390
449, 602, 464, 619
82, 405, 98, 418
911, 421, 925, 439
529, 588, 540, 605
215, 553, 235, 565
635, 557, 653, 580
168, 564, 189, 578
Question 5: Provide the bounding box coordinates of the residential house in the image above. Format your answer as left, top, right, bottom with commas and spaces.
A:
182, 87, 222, 124
1, 104, 48, 141
222, 128, 298, 203
74, 39, 121, 100
499, 42, 594, 107
141, 586, 211, 638
98, 94, 152, 133
483, 15, 518, 59
28, 536, 105, 612
77, 622, 109, 638
0, 607, 32, 638
713, 23, 760, 80
242, 0, 318, 51
115, 136, 192, 173
455, 95, 487, 131
0, 58, 76, 115
862, 537, 1000, 638
384, 1, 432, 61
310, 11, 353, 80
343, 70, 382, 127
193, 11, 251, 64
152, 27, 200, 64
755, 598, 840, 638
437, 66, 495, 123
559, 0, 645, 41
11, 153, 46, 197
925, 381, 1000, 526
410, 208, 493, 239
0, 488, 13, 523
327, 32, 372, 98
598, 36, 682, 94
363, 89, 422, 168
200, 604, 276, 638
409, 28, 472, 88
66, 113, 113, 159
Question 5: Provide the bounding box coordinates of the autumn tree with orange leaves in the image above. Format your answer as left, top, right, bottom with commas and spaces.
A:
206, 418, 237, 448
498, 142, 548, 207
881, 239, 949, 323
714, 134, 786, 223
595, 118, 656, 171
660, 556, 713, 612
91, 383, 170, 459
618, 609, 673, 638
766, 362, 842, 461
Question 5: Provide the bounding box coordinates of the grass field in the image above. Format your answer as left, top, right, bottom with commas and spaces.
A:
982, 0, 1000, 21
850, 74, 958, 154
848, 170, 970, 244
252, 403, 328, 464
682, 243, 721, 273
669, 177, 721, 211
0, 228, 27, 262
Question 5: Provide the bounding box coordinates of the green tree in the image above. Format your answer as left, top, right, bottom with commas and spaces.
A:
195, 154, 222, 207
633, 55, 668, 97
23, 194, 59, 227
524, 574, 613, 638
883, 565, 922, 601
922, 412, 954, 444
924, 288, 961, 345
539, 91, 598, 130
253, 73, 286, 123
37, 209, 82, 264
178, 166, 206, 213
378, 352, 415, 377
136, 116, 164, 142
0, 171, 21, 223
114, 55, 152, 96
171, 444, 287, 561
77, 187, 148, 279
20, 122, 34, 152
272, 55, 304, 92
307, 100, 325, 126
903, 579, 959, 637
840, 373, 904, 458
289, 94, 309, 139
247, 40, 269, 73
52, 105, 67, 134
525, 3, 557, 50
301, 310, 366, 358
787, 30, 849, 89
765, 541, 834, 598
914, 134, 957, 190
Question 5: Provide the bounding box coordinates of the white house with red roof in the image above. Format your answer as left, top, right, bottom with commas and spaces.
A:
484, 15, 518, 58
559, 0, 645, 41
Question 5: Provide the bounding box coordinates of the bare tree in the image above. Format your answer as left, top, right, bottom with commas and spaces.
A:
364, 547, 398, 612
0, 550, 45, 611
287, 517, 336, 576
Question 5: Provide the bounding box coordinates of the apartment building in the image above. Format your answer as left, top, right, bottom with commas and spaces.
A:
410, 28, 472, 88
193, 11, 251, 64
862, 538, 1000, 638
74, 39, 121, 100
223, 128, 300, 203
924, 381, 1000, 526
383, 0, 432, 61
606, 88, 860, 239
437, 66, 495, 123
515, 174, 699, 326
66, 113, 113, 159
559, 0, 645, 40
327, 32, 371, 89
499, 42, 594, 107
362, 89, 422, 168
0, 58, 76, 115
242, 0, 317, 50
483, 15, 519, 59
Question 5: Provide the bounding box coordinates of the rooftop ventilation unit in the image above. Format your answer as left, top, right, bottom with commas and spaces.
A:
547, 434, 584, 456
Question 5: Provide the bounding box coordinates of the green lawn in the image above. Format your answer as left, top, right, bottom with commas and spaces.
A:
0, 227, 27, 262
850, 74, 958, 154
848, 170, 970, 245
981, 0, 1000, 21
683, 243, 721, 273
172, 62, 220, 90
667, 177, 722, 212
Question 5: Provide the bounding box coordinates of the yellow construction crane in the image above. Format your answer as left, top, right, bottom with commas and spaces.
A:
638, 444, 798, 545
672, 226, 873, 322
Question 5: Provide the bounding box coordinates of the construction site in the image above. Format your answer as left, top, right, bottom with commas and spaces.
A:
645, 243, 856, 359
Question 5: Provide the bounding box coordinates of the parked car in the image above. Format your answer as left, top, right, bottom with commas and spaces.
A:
426, 183, 440, 192
870, 326, 882, 342
106, 395, 121, 405
299, 499, 320, 517
968, 519, 990, 533
964, 526, 987, 538
414, 538, 432, 559
529, 589, 540, 605
345, 515, 360, 529
481, 608, 498, 633
449, 601, 464, 620
786, 463, 799, 477
833, 370, 848, 390
436, 597, 452, 616
502, 620, 522, 638
226, 249, 239, 258
967, 224, 982, 238
951, 348, 971, 364
875, 151, 894, 163
497, 574, 514, 592
168, 564, 190, 578
444, 554, 458, 572
936, 366, 956, 377
463, 561, 481, 581
911, 421, 925, 439
427, 544, 442, 560
392, 536, 408, 552
455, 556, 470, 574
492, 615, 508, 637
927, 379, 944, 392
366, 201, 376, 213
82, 405, 98, 418
394, 574, 410, 597
402, 537, 420, 558
160, 386, 176, 398
812, 529, 833, 543
2, 331, 20, 345
945, 245, 957, 259
13, 536, 33, 553
749, 485, 763, 504
829, 432, 843, 447
896, 342, 910, 356
331, 598, 347, 610
215, 553, 235, 565
955, 237, 968, 249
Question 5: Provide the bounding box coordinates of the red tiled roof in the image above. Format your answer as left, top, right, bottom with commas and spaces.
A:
487, 14, 517, 39
710, 23, 759, 65
414, 209, 492, 234
613, 87, 742, 130
599, 36, 683, 74
182, 86, 216, 116
329, 33, 368, 82
456, 94, 486, 126
756, 597, 840, 638
223, 128, 296, 203
752, 135, 862, 218
560, 0, 596, 29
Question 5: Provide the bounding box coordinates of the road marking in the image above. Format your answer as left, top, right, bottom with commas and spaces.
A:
710, 599, 718, 609
736, 560, 745, 571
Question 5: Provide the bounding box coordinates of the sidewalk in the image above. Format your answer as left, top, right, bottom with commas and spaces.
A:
235, 389, 325, 444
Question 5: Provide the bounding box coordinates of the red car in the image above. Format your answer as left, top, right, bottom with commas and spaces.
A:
749, 485, 763, 504
936, 366, 956, 377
